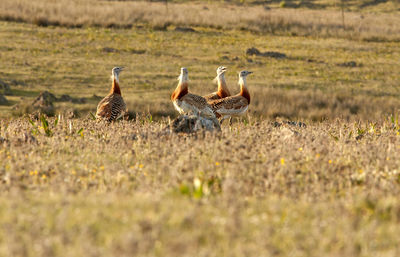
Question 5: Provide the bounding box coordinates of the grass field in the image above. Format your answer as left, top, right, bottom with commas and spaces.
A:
1, 116, 400, 256
1, 19, 399, 121
1, 0, 400, 256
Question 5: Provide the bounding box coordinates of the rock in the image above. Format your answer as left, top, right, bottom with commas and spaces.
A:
0, 79, 12, 95
170, 114, 221, 133
0, 94, 8, 105
175, 27, 196, 33
246, 47, 286, 59
32, 91, 56, 107
338, 61, 359, 67
262, 51, 286, 59
246, 47, 262, 56
102, 47, 118, 53
31, 91, 56, 115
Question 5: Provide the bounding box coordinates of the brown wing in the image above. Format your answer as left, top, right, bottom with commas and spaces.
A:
96, 96, 112, 119
210, 95, 248, 111
181, 93, 211, 110
203, 92, 219, 102
96, 94, 126, 122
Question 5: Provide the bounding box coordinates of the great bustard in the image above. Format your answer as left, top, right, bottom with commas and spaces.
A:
203, 66, 231, 102
210, 70, 253, 123
96, 67, 127, 122
171, 67, 216, 118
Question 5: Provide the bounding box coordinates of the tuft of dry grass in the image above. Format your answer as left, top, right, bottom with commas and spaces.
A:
1, 115, 400, 256
0, 0, 400, 41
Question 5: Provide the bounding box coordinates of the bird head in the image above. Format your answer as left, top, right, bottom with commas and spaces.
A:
238, 70, 253, 78
112, 67, 124, 77
216, 66, 227, 76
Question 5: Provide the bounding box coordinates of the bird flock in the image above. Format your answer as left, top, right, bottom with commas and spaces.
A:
96, 66, 253, 125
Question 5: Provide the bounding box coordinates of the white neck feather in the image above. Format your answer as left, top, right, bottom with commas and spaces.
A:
178, 73, 189, 84
239, 76, 247, 86
112, 73, 119, 83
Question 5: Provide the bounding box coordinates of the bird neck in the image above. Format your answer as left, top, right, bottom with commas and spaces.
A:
217, 74, 230, 98
110, 74, 121, 95
171, 80, 188, 101
239, 76, 250, 104
171, 73, 189, 101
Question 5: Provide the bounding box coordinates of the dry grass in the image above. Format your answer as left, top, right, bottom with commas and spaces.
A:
1, 0, 400, 41
1, 115, 400, 256
252, 88, 400, 121
0, 21, 399, 122
1, 1, 400, 255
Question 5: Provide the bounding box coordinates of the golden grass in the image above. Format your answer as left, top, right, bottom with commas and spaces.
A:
1, 0, 400, 41
0, 21, 399, 121
1, 2, 400, 256
1, 115, 400, 256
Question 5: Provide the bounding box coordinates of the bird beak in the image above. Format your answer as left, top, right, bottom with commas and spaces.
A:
248, 71, 253, 74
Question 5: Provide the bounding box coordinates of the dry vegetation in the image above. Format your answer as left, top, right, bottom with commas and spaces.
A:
1, 115, 400, 256
1, 0, 400, 41
0, 20, 399, 121
1, 1, 400, 256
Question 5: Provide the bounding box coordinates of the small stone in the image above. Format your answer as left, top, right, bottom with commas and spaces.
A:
246, 47, 286, 59
246, 47, 261, 56
32, 91, 56, 107
262, 51, 286, 59
338, 61, 359, 67
30, 91, 56, 115
102, 47, 118, 53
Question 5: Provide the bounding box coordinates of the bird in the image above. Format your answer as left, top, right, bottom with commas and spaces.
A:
203, 66, 231, 102
171, 67, 216, 118
96, 67, 127, 122
210, 70, 253, 124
